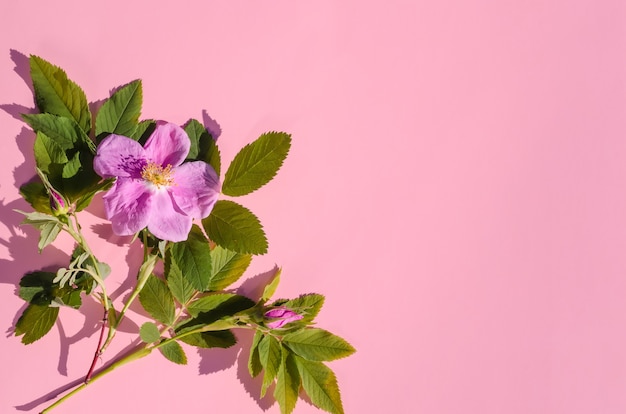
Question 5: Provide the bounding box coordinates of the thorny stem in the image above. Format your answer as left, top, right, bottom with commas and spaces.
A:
39, 319, 246, 413
84, 309, 107, 383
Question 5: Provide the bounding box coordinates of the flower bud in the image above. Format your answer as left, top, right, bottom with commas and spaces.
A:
49, 189, 69, 216
264, 307, 303, 329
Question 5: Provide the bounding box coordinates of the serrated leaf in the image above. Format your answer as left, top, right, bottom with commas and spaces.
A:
285, 294, 325, 324
259, 334, 282, 397
283, 329, 355, 362
138, 274, 176, 325
159, 340, 187, 365
18, 210, 61, 229
38, 222, 62, 251
202, 200, 267, 255
208, 245, 252, 290
95, 80, 142, 139
139, 322, 161, 344
34, 131, 69, 173
18, 272, 56, 304
178, 330, 236, 349
295, 356, 345, 414
184, 119, 203, 160
274, 346, 300, 414
184, 118, 221, 175
248, 330, 263, 377
129, 119, 156, 143
29, 55, 91, 134
261, 268, 282, 303
20, 180, 53, 214
61, 151, 82, 178
186, 293, 244, 318
165, 254, 196, 305
74, 178, 114, 212
170, 225, 212, 291
23, 113, 88, 151
177, 294, 255, 333
222, 131, 291, 196
15, 304, 59, 344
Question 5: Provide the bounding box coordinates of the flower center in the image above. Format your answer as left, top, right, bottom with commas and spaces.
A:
141, 161, 175, 188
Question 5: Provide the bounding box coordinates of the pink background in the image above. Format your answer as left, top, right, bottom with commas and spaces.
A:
2, 1, 626, 413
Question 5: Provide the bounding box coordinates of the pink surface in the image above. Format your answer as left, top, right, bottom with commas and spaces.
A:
2, 1, 626, 413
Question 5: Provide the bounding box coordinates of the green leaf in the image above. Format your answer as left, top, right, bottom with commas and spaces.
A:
202, 200, 268, 255
170, 225, 212, 291
274, 346, 300, 414
285, 294, 325, 324
261, 268, 282, 303
283, 329, 355, 362
183, 119, 221, 175
18, 272, 56, 304
129, 119, 156, 143
95, 80, 142, 139
183, 118, 203, 160
222, 131, 291, 196
159, 340, 187, 365
19, 180, 53, 214
248, 330, 263, 377
74, 178, 114, 212
23, 113, 89, 152
259, 334, 282, 397
38, 222, 62, 252
178, 330, 236, 349
186, 293, 245, 318
208, 245, 252, 290
139, 322, 161, 344
29, 55, 91, 134
295, 356, 345, 414
15, 304, 59, 344
34, 131, 69, 174
165, 254, 196, 305
177, 294, 255, 333
138, 274, 176, 325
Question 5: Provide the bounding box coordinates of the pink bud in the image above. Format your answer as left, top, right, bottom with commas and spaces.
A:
49, 189, 68, 215
264, 307, 303, 329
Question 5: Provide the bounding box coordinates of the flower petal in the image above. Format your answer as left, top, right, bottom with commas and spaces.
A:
170, 161, 220, 219
94, 134, 147, 178
102, 178, 152, 236
146, 190, 192, 242
143, 121, 190, 168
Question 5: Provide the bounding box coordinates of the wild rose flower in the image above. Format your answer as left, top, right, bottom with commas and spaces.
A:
264, 307, 303, 329
93, 121, 219, 242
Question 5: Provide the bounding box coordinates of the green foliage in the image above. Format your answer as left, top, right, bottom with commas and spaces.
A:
170, 225, 212, 291
95, 80, 142, 139
285, 294, 325, 324
15, 304, 59, 344
159, 340, 187, 365
138, 275, 176, 325
18, 272, 57, 304
129, 119, 156, 143
178, 330, 236, 349
139, 322, 161, 344
19, 180, 53, 214
208, 246, 252, 291
202, 200, 268, 255
248, 330, 264, 377
184, 118, 221, 175
295, 356, 345, 414
165, 255, 196, 305
282, 328, 356, 362
177, 294, 255, 333
274, 347, 300, 414
222, 131, 291, 196
18, 211, 64, 252
29, 55, 91, 134
259, 334, 282, 397
261, 268, 282, 303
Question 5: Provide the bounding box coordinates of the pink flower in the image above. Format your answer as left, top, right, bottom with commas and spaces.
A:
264, 307, 303, 329
94, 121, 219, 242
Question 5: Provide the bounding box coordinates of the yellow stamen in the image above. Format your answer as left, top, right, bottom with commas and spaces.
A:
141, 161, 175, 188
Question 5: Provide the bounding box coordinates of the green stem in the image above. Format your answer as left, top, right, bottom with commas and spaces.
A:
40, 345, 152, 413
99, 252, 159, 353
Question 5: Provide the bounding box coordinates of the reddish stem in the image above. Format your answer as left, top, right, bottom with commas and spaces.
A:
84, 309, 107, 383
